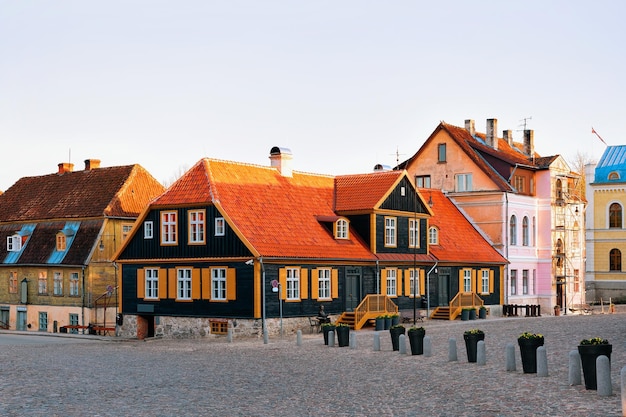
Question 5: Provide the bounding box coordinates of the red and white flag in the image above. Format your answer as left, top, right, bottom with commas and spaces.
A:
592, 127, 608, 146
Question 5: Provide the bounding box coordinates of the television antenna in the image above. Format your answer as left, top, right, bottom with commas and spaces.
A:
390, 146, 406, 166
517, 116, 533, 131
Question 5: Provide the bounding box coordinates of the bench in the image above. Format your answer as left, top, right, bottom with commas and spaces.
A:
308, 317, 320, 333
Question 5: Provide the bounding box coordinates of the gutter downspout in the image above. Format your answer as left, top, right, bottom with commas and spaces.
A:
426, 262, 438, 318
81, 266, 86, 334
375, 260, 380, 294
504, 192, 509, 306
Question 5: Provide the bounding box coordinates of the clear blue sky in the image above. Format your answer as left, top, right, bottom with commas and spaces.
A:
1, 1, 624, 191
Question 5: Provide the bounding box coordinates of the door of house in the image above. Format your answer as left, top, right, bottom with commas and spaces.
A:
345, 268, 361, 312
16, 310, 27, 331
438, 273, 450, 306
0, 308, 9, 328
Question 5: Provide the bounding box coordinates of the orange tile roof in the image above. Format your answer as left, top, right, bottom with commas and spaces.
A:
424, 188, 507, 264
155, 159, 376, 260
0, 165, 165, 221
334, 170, 404, 211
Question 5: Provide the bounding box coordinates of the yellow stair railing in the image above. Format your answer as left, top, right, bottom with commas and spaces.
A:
352, 294, 398, 330
447, 292, 484, 320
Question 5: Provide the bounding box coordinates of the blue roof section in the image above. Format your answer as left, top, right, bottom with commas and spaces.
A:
47, 221, 81, 264
3, 223, 36, 264
595, 146, 626, 183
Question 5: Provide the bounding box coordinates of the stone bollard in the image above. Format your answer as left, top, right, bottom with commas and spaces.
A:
227, 328, 233, 343
537, 346, 548, 377
263, 329, 269, 345
568, 350, 581, 385
477, 340, 486, 365
448, 338, 458, 362
620, 366, 626, 416
505, 343, 516, 371
350, 332, 357, 349
424, 336, 432, 357
296, 330, 302, 346
373, 331, 380, 351
597, 355, 612, 396
328, 330, 335, 347
399, 334, 407, 354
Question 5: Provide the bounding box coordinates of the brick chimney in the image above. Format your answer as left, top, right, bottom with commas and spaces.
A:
84, 159, 101, 170
269, 146, 293, 177
503, 130, 514, 147
524, 130, 535, 156
464, 119, 475, 137
486, 118, 498, 150
58, 162, 74, 174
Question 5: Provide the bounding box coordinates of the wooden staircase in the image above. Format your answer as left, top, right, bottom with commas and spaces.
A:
335, 294, 398, 330
430, 292, 484, 320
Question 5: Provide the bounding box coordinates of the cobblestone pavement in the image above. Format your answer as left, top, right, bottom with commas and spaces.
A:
0, 313, 625, 417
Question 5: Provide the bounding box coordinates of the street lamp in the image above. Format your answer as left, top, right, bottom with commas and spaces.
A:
426, 263, 438, 318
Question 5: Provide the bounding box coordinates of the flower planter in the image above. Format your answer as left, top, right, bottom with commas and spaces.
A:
389, 326, 406, 351
391, 315, 400, 326
336, 325, 350, 347
518, 338, 544, 373
375, 317, 384, 331
468, 309, 477, 320
322, 325, 336, 345
408, 328, 426, 355
461, 309, 470, 321
384, 317, 392, 330
478, 308, 487, 319
578, 344, 612, 390
463, 333, 485, 362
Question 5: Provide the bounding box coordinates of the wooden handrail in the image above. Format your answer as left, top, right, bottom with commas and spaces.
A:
448, 292, 484, 319
353, 294, 398, 329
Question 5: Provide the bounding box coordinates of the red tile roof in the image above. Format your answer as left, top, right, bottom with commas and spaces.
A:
155, 159, 376, 260
424, 188, 507, 264
0, 165, 165, 222
334, 170, 404, 211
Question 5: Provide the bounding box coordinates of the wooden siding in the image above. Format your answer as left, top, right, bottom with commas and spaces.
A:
379, 177, 429, 214
375, 214, 428, 255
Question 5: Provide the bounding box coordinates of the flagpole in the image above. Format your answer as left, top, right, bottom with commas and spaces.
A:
592, 127, 608, 146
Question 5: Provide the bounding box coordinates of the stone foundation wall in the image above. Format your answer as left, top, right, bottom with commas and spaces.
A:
117, 315, 327, 339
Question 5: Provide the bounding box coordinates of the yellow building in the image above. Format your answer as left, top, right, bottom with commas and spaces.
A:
0, 160, 164, 333
585, 146, 626, 303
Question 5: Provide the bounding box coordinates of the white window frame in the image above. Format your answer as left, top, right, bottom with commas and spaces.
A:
161, 211, 178, 245
336, 219, 349, 240
386, 269, 397, 296
177, 268, 192, 300
410, 268, 419, 297
212, 268, 227, 300
122, 224, 133, 241
144, 221, 154, 239
522, 269, 529, 295
481, 269, 489, 294
510, 215, 517, 246
215, 217, 225, 236
409, 218, 419, 248
456, 173, 473, 192
69, 272, 79, 296
510, 269, 517, 295
428, 227, 439, 245
38, 271, 47, 295
318, 268, 331, 300
7, 234, 21, 252
188, 210, 206, 244
385, 217, 397, 247
145, 268, 159, 299
286, 268, 300, 300
53, 271, 63, 296
463, 269, 471, 292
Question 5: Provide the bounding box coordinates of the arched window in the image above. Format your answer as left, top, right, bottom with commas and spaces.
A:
609, 203, 622, 228
555, 179, 563, 201
522, 216, 529, 246
509, 215, 517, 246
556, 239, 563, 267
609, 171, 620, 180
335, 219, 349, 239
428, 226, 439, 245
610, 248, 622, 271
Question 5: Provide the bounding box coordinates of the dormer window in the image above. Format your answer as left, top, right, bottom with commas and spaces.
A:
56, 233, 67, 251
609, 171, 620, 180
7, 234, 21, 252
335, 218, 349, 240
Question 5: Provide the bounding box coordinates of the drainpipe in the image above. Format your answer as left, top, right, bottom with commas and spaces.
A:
375, 260, 380, 294
81, 266, 86, 334
426, 262, 438, 318
504, 192, 509, 306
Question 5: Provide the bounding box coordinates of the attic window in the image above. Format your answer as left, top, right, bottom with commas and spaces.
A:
428, 226, 439, 245
56, 233, 67, 251
7, 234, 21, 252
609, 171, 620, 180
335, 219, 349, 240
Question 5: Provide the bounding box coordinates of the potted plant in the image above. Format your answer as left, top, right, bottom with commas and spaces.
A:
554, 305, 561, 316
335, 323, 350, 347
321, 323, 336, 345
517, 332, 544, 373
478, 306, 487, 319
407, 326, 426, 355
390, 313, 400, 326
461, 308, 471, 321
578, 337, 612, 390
375, 315, 385, 331
384, 314, 393, 330
463, 329, 484, 362
389, 324, 406, 351
468, 308, 477, 320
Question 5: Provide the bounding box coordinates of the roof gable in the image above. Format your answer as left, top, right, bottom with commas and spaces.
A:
595, 146, 626, 183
